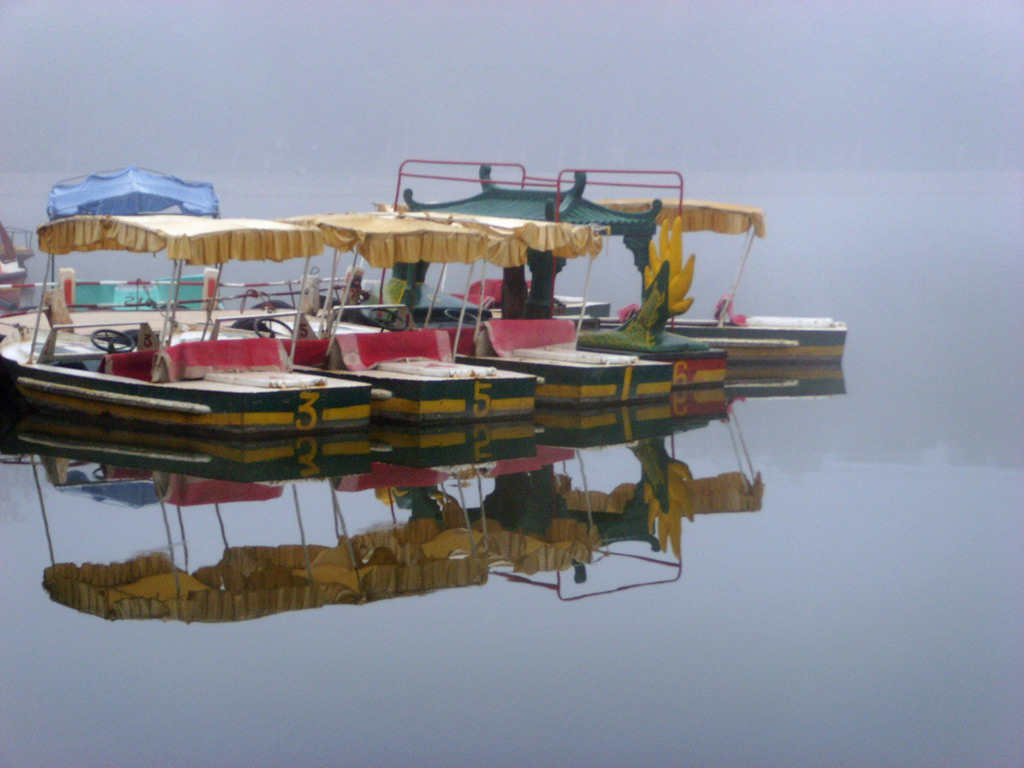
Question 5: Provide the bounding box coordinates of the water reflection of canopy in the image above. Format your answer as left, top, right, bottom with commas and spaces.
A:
41, 513, 597, 623
286, 211, 603, 268
560, 470, 764, 519
35, 214, 324, 264
43, 542, 482, 624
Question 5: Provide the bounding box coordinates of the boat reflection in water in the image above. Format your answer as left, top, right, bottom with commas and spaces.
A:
2, 384, 788, 623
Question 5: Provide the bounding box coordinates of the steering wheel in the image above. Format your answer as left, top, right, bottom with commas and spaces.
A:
90, 328, 136, 353
229, 316, 293, 338
253, 317, 293, 338
369, 308, 410, 331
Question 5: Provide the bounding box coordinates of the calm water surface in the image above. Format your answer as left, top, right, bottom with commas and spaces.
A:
0, 171, 1021, 767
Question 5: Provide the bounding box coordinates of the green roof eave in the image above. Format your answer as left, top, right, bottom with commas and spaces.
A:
402, 167, 662, 238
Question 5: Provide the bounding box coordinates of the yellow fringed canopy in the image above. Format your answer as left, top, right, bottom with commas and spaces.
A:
36, 214, 325, 265
286, 211, 604, 269
599, 199, 767, 238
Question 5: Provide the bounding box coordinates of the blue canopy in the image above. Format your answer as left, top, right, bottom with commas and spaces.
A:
47, 166, 220, 220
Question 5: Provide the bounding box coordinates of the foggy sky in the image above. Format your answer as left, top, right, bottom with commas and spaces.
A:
2, 0, 1022, 177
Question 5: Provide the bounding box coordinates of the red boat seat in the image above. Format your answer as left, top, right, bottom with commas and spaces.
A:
327, 329, 452, 371
281, 337, 331, 368
439, 327, 477, 357
479, 319, 577, 358
464, 279, 504, 307
101, 349, 158, 381
152, 337, 290, 383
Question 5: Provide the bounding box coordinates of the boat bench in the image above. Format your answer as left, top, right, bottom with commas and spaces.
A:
327, 329, 453, 371
103, 338, 330, 382
102, 349, 159, 381
326, 329, 497, 379
478, 319, 577, 357
477, 319, 637, 365
152, 337, 290, 383
282, 337, 332, 368
440, 327, 478, 357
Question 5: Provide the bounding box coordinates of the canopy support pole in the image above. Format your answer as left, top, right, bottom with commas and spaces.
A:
323, 248, 342, 328
158, 258, 185, 350
424, 263, 448, 328
472, 261, 487, 344
719, 229, 757, 328
288, 256, 311, 366
574, 250, 597, 346
200, 263, 225, 342
326, 252, 360, 340
28, 254, 54, 364
452, 261, 478, 359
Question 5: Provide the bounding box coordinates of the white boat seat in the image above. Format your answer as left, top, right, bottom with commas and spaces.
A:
203, 371, 327, 388
375, 359, 497, 379
511, 347, 639, 366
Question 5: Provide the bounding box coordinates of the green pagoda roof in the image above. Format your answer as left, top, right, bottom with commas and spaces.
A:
402, 165, 662, 237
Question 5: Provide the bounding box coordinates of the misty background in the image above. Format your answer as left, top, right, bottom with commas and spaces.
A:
2, 1, 1020, 176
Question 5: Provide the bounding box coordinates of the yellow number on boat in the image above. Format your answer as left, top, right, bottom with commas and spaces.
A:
473, 424, 493, 462
473, 380, 492, 417
296, 391, 320, 430
296, 436, 320, 477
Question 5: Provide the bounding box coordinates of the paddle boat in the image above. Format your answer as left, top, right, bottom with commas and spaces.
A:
1, 167, 223, 370
285, 210, 628, 422
461, 317, 674, 406
599, 198, 847, 365
298, 207, 676, 407
0, 166, 302, 340
394, 160, 728, 389
1, 214, 373, 437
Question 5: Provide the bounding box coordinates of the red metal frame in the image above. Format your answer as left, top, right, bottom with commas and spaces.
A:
393, 159, 530, 210
553, 168, 684, 222
492, 548, 682, 601
393, 160, 685, 219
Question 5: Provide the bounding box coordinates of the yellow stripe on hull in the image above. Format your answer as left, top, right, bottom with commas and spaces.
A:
373, 395, 533, 420
22, 389, 369, 433
635, 381, 672, 396
538, 383, 617, 399
537, 380, 672, 402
